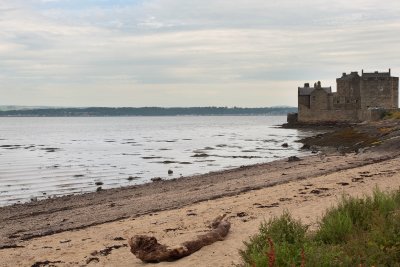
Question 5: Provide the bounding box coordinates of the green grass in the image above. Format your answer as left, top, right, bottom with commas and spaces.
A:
239, 188, 400, 267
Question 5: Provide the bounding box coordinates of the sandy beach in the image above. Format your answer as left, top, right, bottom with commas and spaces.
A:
1, 121, 400, 267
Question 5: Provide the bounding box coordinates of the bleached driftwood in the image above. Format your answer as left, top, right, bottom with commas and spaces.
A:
128, 214, 231, 263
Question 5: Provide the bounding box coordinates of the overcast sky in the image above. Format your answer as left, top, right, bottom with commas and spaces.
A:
1, 0, 399, 107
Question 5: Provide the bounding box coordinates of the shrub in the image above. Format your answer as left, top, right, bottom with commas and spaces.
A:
240, 189, 400, 267
240, 211, 307, 266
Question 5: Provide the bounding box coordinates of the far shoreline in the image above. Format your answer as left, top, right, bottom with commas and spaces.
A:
0, 106, 297, 117
0, 114, 289, 118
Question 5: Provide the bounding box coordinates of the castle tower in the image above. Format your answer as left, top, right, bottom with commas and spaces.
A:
360, 70, 399, 109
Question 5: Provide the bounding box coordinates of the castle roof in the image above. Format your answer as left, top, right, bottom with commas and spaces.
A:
298, 87, 332, 96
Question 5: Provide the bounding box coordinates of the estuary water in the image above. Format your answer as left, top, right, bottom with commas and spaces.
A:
0, 116, 314, 206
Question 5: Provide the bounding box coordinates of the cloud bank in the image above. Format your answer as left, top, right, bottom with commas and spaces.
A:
1, 0, 399, 106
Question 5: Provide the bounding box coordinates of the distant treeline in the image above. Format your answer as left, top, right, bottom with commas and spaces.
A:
0, 107, 297, 117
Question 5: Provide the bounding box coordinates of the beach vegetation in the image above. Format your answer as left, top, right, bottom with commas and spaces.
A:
300, 127, 379, 153
383, 110, 400, 120
378, 127, 395, 134
239, 188, 400, 266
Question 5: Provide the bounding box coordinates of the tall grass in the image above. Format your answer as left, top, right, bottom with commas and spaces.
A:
240, 188, 400, 266
241, 211, 308, 266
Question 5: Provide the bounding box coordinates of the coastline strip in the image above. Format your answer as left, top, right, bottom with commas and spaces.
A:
1, 149, 399, 248
1, 150, 400, 266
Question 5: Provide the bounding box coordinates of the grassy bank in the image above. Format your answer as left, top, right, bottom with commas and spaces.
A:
240, 188, 400, 267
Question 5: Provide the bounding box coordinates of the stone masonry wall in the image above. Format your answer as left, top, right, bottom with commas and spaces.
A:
298, 105, 359, 123
298, 88, 359, 122
358, 109, 386, 122
310, 88, 329, 110
298, 95, 310, 108
360, 78, 398, 109
337, 77, 361, 98
332, 95, 359, 110
393, 78, 399, 108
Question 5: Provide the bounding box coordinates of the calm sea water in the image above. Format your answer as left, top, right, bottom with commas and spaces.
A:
0, 116, 314, 206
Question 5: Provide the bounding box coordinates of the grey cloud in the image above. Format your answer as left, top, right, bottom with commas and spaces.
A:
0, 0, 399, 106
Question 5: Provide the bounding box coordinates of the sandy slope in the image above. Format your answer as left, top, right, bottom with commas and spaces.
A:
1, 149, 400, 267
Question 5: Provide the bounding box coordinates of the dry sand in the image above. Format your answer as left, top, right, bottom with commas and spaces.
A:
1, 147, 400, 267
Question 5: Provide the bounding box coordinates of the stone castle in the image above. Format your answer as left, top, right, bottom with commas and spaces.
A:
290, 69, 399, 123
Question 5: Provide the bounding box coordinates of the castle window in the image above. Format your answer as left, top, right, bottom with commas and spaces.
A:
337, 100, 340, 104
346, 100, 350, 103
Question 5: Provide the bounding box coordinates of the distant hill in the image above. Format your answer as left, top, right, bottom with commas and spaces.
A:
0, 107, 297, 117
0, 105, 56, 111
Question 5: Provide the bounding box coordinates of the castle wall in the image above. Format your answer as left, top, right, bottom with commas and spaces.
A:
298, 107, 359, 123
360, 77, 398, 109
358, 109, 386, 121
298, 89, 359, 123
298, 95, 310, 108
310, 88, 329, 110
393, 78, 399, 108
287, 113, 298, 124
332, 95, 359, 110
337, 76, 361, 98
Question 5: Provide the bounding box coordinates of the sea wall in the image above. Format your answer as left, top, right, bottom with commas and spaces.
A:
298, 105, 359, 123
357, 109, 385, 121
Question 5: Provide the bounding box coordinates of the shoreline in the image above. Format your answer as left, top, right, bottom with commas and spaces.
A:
2, 119, 400, 266
1, 145, 399, 247
1, 147, 400, 266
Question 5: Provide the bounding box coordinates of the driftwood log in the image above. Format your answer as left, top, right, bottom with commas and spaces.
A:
128, 214, 231, 263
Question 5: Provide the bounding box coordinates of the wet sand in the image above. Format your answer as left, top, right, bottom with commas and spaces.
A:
1, 145, 400, 266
